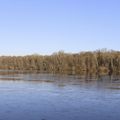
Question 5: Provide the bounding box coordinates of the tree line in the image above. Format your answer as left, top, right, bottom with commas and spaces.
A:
0, 49, 120, 75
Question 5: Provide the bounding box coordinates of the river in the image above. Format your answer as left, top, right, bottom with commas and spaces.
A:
0, 73, 120, 120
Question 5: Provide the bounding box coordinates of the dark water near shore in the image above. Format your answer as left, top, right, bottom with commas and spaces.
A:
0, 73, 120, 120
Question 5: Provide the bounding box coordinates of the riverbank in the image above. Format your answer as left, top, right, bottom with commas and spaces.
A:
0, 50, 120, 75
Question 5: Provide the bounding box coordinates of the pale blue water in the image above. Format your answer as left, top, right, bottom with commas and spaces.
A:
0, 73, 120, 120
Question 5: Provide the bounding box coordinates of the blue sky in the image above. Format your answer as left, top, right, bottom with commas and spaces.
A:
0, 0, 120, 55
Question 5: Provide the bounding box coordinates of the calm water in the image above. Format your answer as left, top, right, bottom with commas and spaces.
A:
0, 73, 120, 120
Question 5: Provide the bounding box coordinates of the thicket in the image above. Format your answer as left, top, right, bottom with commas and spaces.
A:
0, 49, 120, 75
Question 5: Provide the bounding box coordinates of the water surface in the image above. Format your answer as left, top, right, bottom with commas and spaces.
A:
0, 73, 120, 120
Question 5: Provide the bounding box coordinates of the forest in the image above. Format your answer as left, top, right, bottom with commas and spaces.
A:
0, 49, 120, 75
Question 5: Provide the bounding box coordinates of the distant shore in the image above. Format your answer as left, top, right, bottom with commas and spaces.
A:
0, 50, 120, 75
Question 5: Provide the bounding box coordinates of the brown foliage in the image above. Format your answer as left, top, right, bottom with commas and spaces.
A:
0, 50, 120, 75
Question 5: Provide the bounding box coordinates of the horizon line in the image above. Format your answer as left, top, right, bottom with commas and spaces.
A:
0, 49, 119, 56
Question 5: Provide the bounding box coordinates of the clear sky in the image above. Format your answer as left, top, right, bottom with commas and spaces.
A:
0, 0, 120, 55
